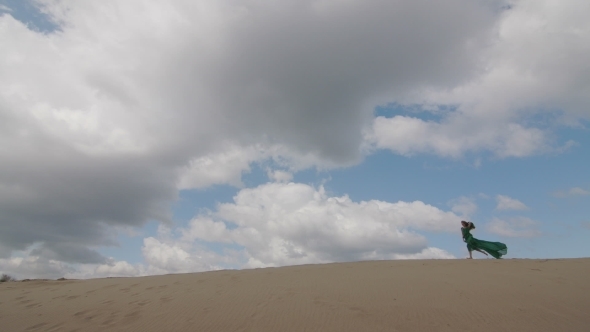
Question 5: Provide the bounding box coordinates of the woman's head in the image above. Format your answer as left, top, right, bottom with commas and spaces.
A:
461, 221, 476, 229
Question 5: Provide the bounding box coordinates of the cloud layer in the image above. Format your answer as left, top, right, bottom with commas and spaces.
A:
495, 195, 529, 211
486, 217, 541, 238
553, 187, 590, 198
0, 0, 499, 264
1, 182, 458, 279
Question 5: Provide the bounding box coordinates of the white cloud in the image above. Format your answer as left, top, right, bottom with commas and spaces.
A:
176, 144, 338, 189
368, 116, 549, 158
367, 0, 590, 158
140, 237, 236, 274
449, 196, 478, 217
478, 193, 490, 199
486, 217, 541, 238
0, 255, 74, 280
267, 169, 293, 183
0, 5, 12, 13
68, 260, 142, 279
0, 246, 144, 279
181, 182, 458, 268
177, 145, 263, 189
569, 188, 590, 196
552, 187, 590, 198
496, 195, 528, 211
389, 247, 455, 260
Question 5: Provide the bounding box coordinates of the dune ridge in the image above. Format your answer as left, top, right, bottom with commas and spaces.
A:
1, 258, 589, 331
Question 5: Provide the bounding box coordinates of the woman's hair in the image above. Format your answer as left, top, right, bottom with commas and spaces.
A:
468, 222, 476, 229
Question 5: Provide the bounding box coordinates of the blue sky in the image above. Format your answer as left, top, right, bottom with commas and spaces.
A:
1, 0, 589, 279
0, 0, 58, 32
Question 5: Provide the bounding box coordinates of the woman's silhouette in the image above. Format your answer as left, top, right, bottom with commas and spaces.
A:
461, 221, 507, 259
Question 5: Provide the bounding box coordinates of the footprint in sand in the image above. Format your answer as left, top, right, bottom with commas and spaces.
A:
160, 296, 173, 303
74, 310, 90, 317
25, 323, 48, 331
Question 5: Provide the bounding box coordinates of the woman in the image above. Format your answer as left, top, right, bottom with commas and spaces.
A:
461, 221, 508, 259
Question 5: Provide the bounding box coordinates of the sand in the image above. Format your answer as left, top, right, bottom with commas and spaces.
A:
1, 259, 589, 332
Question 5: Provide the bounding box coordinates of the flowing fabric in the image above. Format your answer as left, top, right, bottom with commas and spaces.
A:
461, 227, 507, 259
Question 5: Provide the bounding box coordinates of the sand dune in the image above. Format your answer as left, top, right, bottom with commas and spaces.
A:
1, 259, 589, 331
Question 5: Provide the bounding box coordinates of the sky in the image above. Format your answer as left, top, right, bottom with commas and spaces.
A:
0, 0, 589, 279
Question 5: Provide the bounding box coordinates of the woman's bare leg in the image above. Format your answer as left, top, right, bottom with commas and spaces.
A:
467, 250, 473, 259
474, 248, 488, 256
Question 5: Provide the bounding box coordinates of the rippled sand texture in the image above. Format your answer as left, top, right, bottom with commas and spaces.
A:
1, 259, 589, 332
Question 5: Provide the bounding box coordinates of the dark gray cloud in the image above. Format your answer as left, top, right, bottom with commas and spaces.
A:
0, 104, 176, 262
166, 0, 497, 162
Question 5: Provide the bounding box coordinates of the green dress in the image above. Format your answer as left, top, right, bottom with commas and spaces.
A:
461, 227, 507, 259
